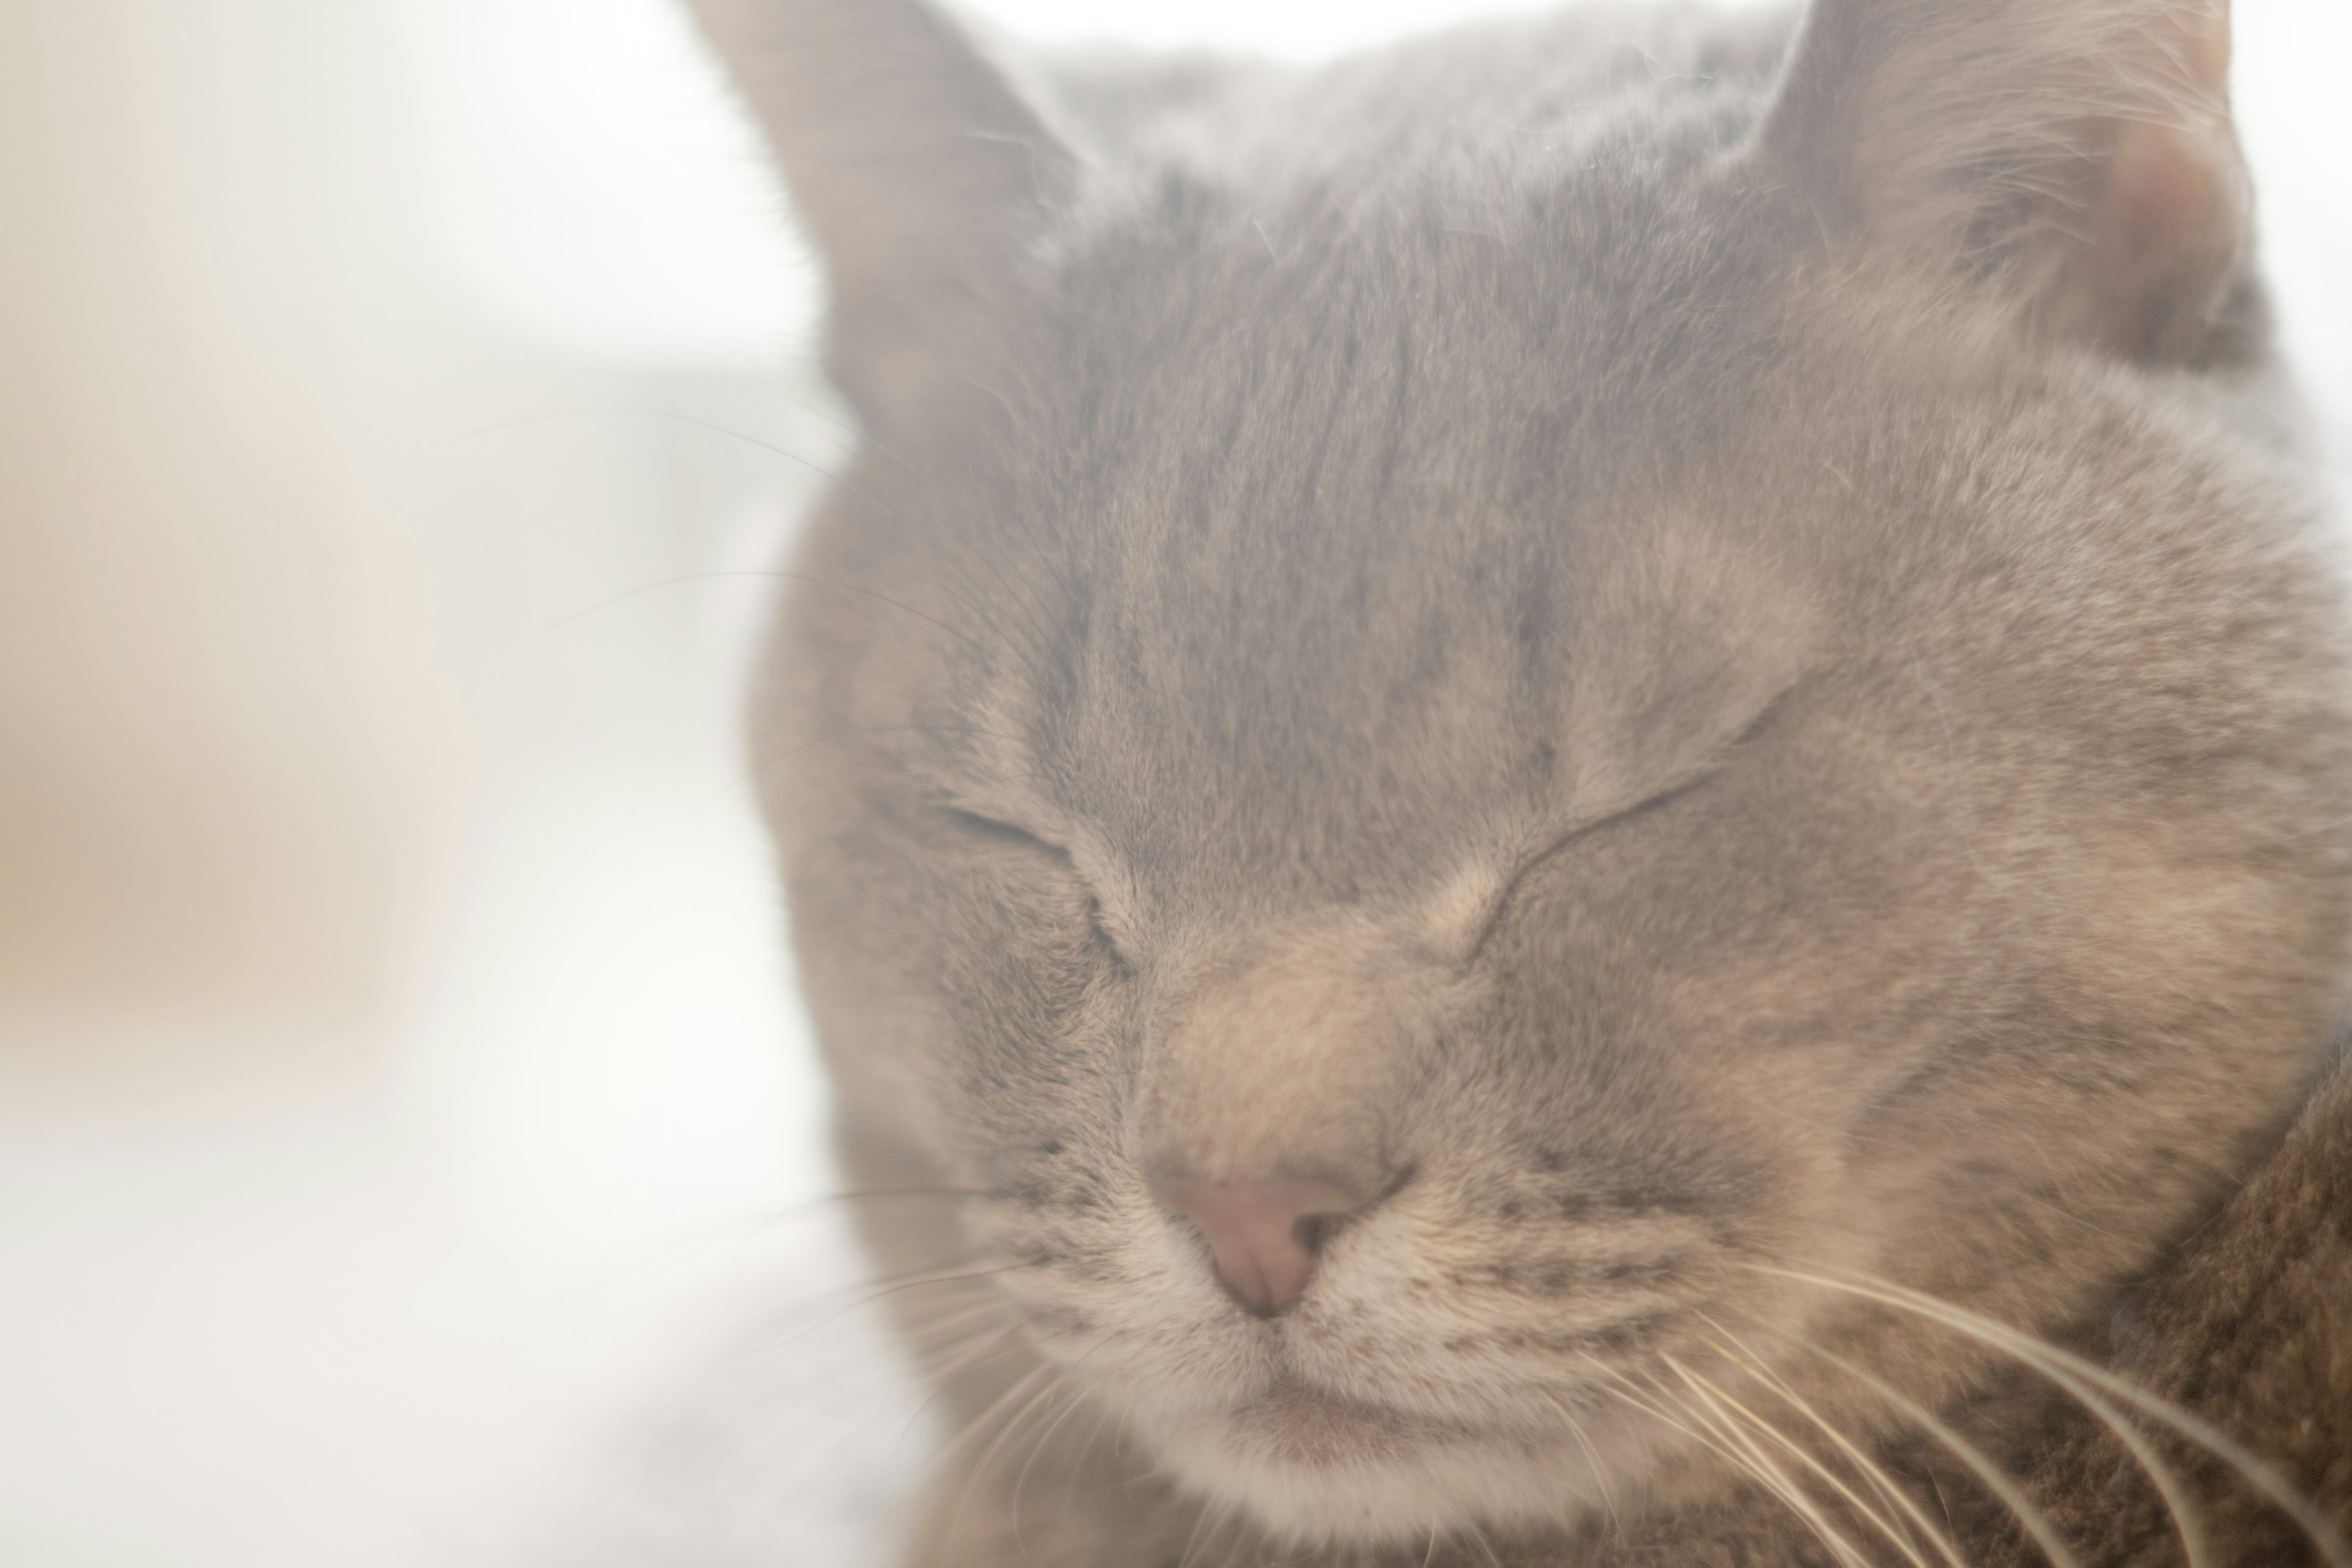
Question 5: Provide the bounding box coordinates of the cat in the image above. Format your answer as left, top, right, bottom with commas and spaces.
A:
681, 0, 2352, 1562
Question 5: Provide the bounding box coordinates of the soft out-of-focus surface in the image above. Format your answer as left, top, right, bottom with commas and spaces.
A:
0, 2, 2345, 1567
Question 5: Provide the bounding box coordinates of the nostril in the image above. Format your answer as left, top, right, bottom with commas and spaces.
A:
1291, 1210, 1343, 1256
1289, 1162, 1412, 1258
1148, 1170, 1385, 1317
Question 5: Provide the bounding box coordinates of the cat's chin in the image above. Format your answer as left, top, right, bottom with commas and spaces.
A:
1150, 1382, 1642, 1544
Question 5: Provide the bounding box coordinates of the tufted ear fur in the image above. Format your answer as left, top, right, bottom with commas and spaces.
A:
1754, 0, 2250, 363
685, 0, 1074, 421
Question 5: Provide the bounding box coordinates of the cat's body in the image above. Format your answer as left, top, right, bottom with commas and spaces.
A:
684, 0, 2352, 1561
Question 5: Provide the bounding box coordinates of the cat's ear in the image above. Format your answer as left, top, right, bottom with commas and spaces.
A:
1753, 0, 2248, 362
685, 0, 1074, 419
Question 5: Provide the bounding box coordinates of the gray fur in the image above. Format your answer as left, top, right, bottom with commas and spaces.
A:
689, 0, 2352, 1560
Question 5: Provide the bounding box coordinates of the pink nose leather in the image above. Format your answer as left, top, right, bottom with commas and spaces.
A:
1150, 1174, 1371, 1316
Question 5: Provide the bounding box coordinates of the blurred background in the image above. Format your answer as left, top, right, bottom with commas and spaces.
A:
1, 2, 2345, 1565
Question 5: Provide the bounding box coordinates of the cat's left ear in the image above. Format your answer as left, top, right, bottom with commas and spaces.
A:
685, 0, 1076, 422
1752, 0, 2249, 363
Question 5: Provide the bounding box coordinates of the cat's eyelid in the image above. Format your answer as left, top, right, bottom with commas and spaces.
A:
941, 802, 1068, 852
1460, 683, 1802, 962
1458, 770, 1714, 963
933, 778, 1084, 850
940, 801, 1143, 962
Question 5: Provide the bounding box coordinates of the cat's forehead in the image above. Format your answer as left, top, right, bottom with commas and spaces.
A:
926, 200, 1818, 916
1044, 141, 1740, 421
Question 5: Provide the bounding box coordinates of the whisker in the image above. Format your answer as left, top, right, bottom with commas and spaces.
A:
758, 1318, 1023, 1505
1741, 1311, 2084, 1568
1007, 1380, 1090, 1557
745, 379, 869, 447
1583, 1357, 1869, 1567
448, 404, 860, 489
1170, 1490, 1221, 1568
1563, 1406, 1623, 1532
757, 1256, 1035, 1356
1523, 1382, 1624, 1532
898, 1292, 1022, 1361
729, 1302, 1022, 1508
892, 1322, 1031, 1452
1668, 1352, 1934, 1568
764, 1185, 996, 1218
932, 1361, 1063, 1545
1583, 1363, 1793, 1510
896, 1302, 1011, 1365
1063, 1397, 1120, 1520
2008, 1352, 2209, 1568
898, 1283, 1014, 1330
1214, 1502, 1262, 1568
1755, 1264, 2350, 1568
1662, 1363, 1876, 1568
1695, 1314, 1969, 1568
728, 720, 1033, 803
771, 570, 1009, 668
1010, 1340, 1113, 1552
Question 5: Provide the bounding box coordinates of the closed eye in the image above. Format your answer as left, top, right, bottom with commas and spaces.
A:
941, 805, 1064, 853
1464, 772, 1717, 962
940, 807, 1134, 972
1466, 684, 1801, 962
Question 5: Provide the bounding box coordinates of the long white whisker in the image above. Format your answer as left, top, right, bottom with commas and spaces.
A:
899, 1292, 1018, 1352
1662, 1358, 1876, 1568
1762, 1268, 2206, 1567
761, 1255, 1032, 1358
1759, 1264, 2352, 1568
1525, 1385, 1624, 1531
1748, 1314, 2084, 1568
1009, 1381, 1091, 1556
2031, 1355, 2207, 1568
1585, 1356, 1869, 1568
1063, 1395, 1120, 1520
1668, 1351, 1936, 1568
1170, 1491, 1220, 1568
927, 1359, 1056, 1491
1564, 1406, 1623, 1531
894, 1320, 1028, 1451
946, 1363, 1069, 1549
1009, 1337, 1115, 1553
1696, 1314, 1969, 1568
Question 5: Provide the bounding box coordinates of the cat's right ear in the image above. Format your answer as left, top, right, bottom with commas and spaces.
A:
1751, 0, 2250, 364
685, 0, 1074, 423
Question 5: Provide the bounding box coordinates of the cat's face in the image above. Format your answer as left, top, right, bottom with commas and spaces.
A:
704, 0, 2352, 1547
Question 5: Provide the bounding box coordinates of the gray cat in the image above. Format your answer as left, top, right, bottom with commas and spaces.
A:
682, 0, 2352, 1561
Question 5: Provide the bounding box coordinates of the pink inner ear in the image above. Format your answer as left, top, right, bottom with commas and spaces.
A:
1762, 0, 2255, 366
2043, 111, 2247, 361
2039, 1, 2247, 360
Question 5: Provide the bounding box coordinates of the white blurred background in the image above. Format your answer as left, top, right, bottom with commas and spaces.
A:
1, 2, 2345, 1566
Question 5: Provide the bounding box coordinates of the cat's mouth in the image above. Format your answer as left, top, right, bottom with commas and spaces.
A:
1221, 1375, 1480, 1466
1149, 1364, 1653, 1542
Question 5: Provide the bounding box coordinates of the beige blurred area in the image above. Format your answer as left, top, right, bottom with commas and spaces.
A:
0, 2, 452, 1054
0, 2, 878, 1564
0, 0, 818, 1077
0, 1, 2345, 1566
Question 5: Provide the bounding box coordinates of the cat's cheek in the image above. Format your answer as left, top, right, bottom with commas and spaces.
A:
1008, 1219, 1278, 1409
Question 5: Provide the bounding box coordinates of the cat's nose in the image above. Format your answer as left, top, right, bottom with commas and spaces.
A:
1148, 1171, 1374, 1317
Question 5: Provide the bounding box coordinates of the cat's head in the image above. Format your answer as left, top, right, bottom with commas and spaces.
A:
696, 0, 2352, 1544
